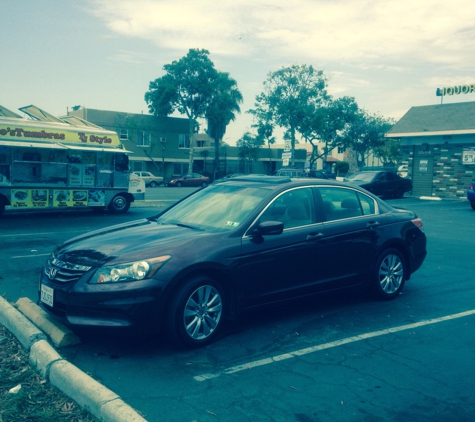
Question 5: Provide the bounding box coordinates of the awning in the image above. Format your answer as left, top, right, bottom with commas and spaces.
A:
0, 140, 67, 149
60, 144, 133, 154
0, 139, 132, 153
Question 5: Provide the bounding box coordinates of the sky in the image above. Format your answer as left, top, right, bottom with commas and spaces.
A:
2, 0, 475, 145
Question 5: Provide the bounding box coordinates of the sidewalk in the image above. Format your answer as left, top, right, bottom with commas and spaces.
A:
0, 296, 147, 422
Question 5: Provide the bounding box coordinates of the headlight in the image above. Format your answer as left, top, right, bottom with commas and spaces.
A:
89, 256, 171, 284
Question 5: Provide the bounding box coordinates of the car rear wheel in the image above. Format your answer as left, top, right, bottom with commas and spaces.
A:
201, 182, 207, 187
167, 276, 224, 348
372, 249, 406, 300
150, 181, 158, 187
395, 187, 405, 198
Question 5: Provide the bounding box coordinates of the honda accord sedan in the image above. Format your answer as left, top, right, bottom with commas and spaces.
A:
39, 176, 427, 348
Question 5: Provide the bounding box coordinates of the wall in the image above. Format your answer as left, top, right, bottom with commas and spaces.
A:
400, 143, 474, 198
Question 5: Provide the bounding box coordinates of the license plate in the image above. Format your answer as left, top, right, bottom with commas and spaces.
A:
40, 284, 54, 307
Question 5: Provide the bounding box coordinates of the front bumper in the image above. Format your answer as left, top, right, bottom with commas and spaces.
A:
38, 272, 167, 332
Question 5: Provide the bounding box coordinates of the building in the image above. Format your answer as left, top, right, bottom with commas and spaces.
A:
67, 108, 307, 179
386, 102, 475, 198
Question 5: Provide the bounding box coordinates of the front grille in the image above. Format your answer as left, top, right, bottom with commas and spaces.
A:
44, 257, 92, 283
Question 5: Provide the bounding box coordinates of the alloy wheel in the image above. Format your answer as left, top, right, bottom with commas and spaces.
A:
183, 285, 223, 340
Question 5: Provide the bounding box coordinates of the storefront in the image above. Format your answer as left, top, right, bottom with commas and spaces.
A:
386, 101, 475, 198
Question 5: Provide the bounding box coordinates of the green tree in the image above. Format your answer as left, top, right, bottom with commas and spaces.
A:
236, 132, 264, 172
248, 104, 275, 174
206, 71, 243, 179
299, 96, 359, 168
250, 65, 329, 167
374, 137, 400, 165
346, 111, 395, 168
144, 49, 218, 174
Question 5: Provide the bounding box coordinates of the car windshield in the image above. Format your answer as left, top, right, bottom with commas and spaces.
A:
347, 172, 376, 182
156, 184, 269, 232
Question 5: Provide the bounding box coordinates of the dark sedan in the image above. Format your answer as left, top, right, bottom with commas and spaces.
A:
39, 176, 426, 348
346, 171, 412, 198
167, 173, 209, 187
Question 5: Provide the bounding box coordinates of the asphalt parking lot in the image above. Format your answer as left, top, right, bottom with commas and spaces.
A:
1, 196, 474, 422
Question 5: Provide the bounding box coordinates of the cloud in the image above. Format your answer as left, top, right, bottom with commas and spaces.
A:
89, 0, 475, 67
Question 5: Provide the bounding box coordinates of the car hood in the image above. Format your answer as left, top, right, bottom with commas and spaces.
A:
54, 219, 209, 266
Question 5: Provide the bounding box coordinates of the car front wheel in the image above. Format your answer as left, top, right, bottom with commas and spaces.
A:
167, 276, 224, 348
372, 249, 406, 300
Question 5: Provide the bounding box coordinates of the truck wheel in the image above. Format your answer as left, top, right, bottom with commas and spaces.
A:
0, 197, 5, 217
108, 194, 130, 214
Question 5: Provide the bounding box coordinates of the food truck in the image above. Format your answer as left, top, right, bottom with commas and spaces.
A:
0, 105, 144, 217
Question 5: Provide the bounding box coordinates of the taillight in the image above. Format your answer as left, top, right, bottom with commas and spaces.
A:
412, 218, 423, 229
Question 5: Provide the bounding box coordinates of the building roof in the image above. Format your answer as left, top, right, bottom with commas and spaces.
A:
386, 101, 475, 137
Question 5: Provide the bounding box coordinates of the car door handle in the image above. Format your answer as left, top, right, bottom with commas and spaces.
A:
366, 221, 380, 228
306, 232, 324, 241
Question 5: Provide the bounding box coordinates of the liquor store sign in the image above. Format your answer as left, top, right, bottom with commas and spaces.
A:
436, 84, 475, 96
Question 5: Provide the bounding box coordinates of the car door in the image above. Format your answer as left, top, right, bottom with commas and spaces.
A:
317, 186, 388, 287
240, 186, 330, 307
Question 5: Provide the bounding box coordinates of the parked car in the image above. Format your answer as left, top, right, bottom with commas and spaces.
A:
467, 182, 475, 210
274, 168, 305, 177
214, 173, 266, 183
346, 171, 412, 198
38, 175, 427, 348
133, 171, 164, 187
167, 173, 209, 187
308, 170, 337, 179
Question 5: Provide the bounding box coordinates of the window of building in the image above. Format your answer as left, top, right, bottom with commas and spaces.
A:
178, 134, 190, 149
137, 131, 151, 147
119, 129, 128, 140
173, 163, 188, 175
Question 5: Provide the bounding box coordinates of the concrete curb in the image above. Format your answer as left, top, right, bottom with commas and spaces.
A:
16, 297, 81, 347
0, 296, 147, 422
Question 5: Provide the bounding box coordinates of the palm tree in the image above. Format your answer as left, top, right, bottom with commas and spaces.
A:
206, 72, 243, 179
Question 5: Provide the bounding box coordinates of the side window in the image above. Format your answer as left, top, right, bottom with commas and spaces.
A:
319, 187, 368, 221
357, 192, 376, 215
260, 188, 315, 229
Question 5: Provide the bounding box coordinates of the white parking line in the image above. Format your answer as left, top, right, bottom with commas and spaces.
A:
11, 253, 51, 259
194, 309, 475, 382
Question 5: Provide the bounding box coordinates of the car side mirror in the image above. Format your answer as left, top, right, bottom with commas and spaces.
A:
251, 221, 284, 237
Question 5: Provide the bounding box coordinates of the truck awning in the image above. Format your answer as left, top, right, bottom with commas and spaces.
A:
60, 144, 133, 153
0, 139, 132, 153
0, 140, 68, 149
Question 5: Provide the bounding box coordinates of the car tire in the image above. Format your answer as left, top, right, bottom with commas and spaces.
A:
371, 248, 406, 300
201, 182, 207, 187
150, 181, 158, 188
177, 182, 182, 187
167, 276, 225, 348
471, 201, 475, 211
395, 187, 405, 199
108, 194, 130, 214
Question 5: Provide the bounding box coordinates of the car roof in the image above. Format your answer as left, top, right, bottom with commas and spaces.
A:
219, 175, 354, 189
